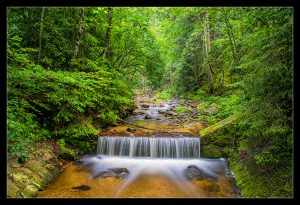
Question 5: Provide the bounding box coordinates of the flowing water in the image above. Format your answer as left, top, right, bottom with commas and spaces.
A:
97, 136, 200, 158
37, 97, 240, 198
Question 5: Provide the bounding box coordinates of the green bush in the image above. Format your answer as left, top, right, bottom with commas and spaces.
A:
7, 36, 134, 158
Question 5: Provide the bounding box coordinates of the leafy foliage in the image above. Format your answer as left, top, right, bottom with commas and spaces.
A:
7, 7, 293, 198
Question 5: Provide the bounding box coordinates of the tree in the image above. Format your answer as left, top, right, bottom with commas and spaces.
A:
102, 7, 113, 58
73, 7, 84, 60
37, 7, 45, 63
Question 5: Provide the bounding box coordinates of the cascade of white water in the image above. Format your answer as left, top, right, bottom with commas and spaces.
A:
97, 136, 200, 158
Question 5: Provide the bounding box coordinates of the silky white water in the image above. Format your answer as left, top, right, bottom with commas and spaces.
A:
97, 136, 200, 158
79, 155, 229, 196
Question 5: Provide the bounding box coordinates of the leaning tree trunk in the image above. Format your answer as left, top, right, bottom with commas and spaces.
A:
73, 7, 84, 60
38, 7, 45, 63
102, 7, 113, 58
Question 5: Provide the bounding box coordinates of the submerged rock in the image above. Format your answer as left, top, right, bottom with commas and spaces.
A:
145, 114, 153, 119
184, 165, 218, 181
204, 182, 220, 193
72, 185, 91, 191
141, 104, 150, 108
93, 168, 129, 179
158, 110, 166, 114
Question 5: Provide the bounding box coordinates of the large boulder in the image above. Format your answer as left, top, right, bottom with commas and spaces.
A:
184, 165, 218, 181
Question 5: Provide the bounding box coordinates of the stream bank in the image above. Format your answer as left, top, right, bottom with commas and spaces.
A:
7, 141, 67, 198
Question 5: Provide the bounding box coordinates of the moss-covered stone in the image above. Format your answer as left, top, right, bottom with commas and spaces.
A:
7, 180, 20, 198
7, 141, 63, 198
31, 174, 47, 189
21, 185, 39, 198
201, 144, 223, 158
21, 168, 33, 176
30, 181, 43, 190
45, 163, 58, 174
200, 115, 237, 136
12, 173, 29, 187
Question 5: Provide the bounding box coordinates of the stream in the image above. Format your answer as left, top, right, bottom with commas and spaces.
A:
37, 97, 240, 198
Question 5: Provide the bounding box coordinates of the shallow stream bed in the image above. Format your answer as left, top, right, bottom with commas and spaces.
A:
37, 97, 240, 198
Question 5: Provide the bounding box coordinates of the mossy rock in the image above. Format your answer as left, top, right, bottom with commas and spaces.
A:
31, 174, 47, 189
200, 115, 237, 137
12, 173, 30, 187
21, 168, 34, 177
44, 163, 58, 174
38, 169, 55, 183
21, 185, 39, 198
201, 144, 223, 158
7, 180, 20, 198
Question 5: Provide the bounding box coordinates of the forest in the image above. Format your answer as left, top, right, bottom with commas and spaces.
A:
7, 7, 293, 198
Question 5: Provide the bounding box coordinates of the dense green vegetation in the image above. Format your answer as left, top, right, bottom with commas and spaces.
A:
7, 7, 292, 197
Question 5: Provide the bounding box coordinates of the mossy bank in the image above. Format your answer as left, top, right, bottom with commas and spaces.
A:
7, 141, 68, 198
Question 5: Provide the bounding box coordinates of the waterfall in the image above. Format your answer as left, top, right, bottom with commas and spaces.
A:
97, 136, 200, 158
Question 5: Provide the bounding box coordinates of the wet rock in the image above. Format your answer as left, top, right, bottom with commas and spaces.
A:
158, 110, 166, 114
133, 111, 145, 115
72, 185, 91, 191
184, 165, 218, 181
127, 127, 137, 132
204, 182, 220, 193
141, 104, 150, 108
145, 114, 153, 119
93, 168, 129, 179
165, 111, 177, 117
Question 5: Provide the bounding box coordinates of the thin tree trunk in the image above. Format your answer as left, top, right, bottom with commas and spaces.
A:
222, 9, 241, 64
203, 14, 214, 94
38, 7, 45, 63
222, 9, 243, 79
73, 8, 84, 60
102, 7, 113, 58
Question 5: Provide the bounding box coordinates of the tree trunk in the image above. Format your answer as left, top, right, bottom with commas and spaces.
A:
102, 7, 113, 58
38, 7, 45, 63
203, 14, 214, 94
222, 9, 241, 71
73, 7, 84, 60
